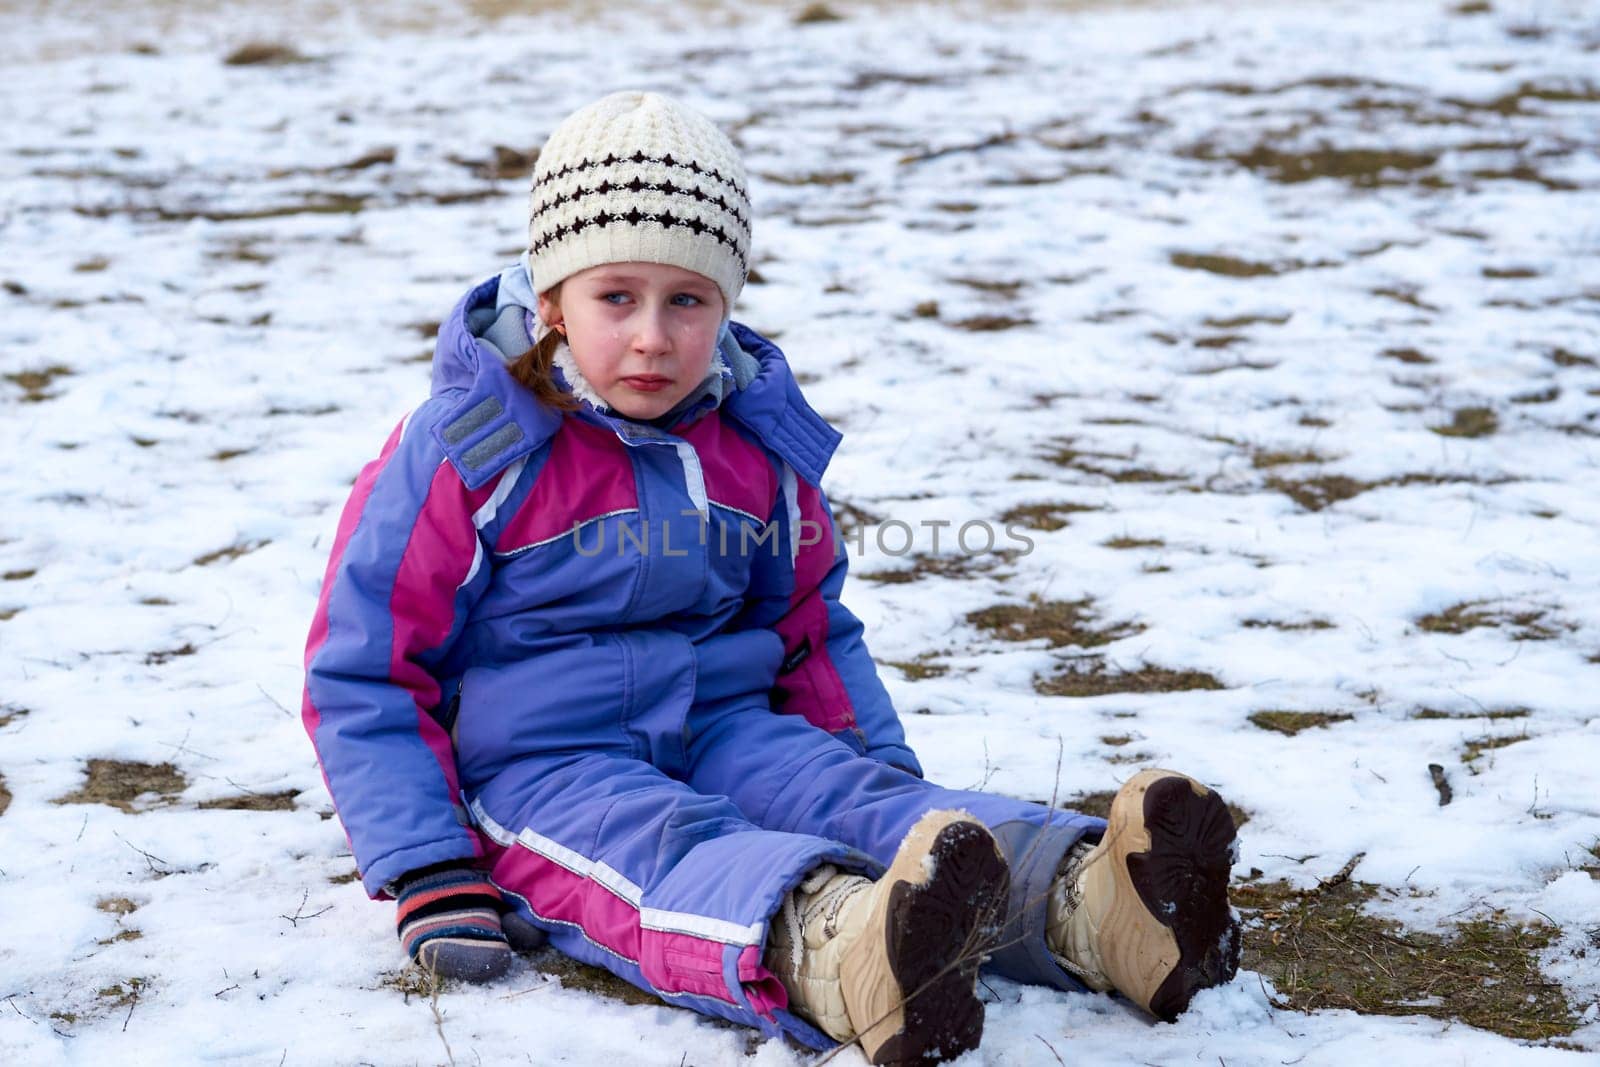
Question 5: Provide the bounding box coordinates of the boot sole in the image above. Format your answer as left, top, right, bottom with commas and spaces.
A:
1107, 772, 1241, 1021
867, 820, 1010, 1065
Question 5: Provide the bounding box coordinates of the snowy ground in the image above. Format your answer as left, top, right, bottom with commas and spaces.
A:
3, 0, 1600, 1063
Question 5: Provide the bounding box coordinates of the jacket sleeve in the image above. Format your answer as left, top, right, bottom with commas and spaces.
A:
764, 472, 923, 778
302, 401, 501, 896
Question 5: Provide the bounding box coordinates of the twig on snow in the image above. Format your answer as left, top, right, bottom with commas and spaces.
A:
1035, 1034, 1066, 1066
257, 683, 293, 717
121, 985, 139, 1032
113, 832, 170, 875
279, 888, 333, 927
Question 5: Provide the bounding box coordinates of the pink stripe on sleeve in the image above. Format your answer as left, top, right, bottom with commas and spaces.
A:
301, 418, 407, 737
388, 462, 500, 798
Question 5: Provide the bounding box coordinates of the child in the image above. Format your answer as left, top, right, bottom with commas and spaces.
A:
303, 91, 1240, 1064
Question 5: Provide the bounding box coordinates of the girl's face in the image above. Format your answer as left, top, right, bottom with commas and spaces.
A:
538, 262, 725, 421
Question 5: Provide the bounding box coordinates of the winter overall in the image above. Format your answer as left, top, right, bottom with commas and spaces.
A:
303, 273, 1104, 1050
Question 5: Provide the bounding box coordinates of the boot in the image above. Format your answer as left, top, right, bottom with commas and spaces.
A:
1046, 769, 1241, 1021
765, 810, 1010, 1065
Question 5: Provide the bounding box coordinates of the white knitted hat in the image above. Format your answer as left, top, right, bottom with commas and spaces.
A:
527, 92, 751, 311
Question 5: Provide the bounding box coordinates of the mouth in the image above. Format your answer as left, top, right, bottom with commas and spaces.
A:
621, 375, 672, 392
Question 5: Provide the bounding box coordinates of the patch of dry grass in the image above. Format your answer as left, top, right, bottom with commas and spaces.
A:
1237, 878, 1576, 1040
883, 654, 949, 681
1430, 406, 1499, 438
193, 539, 270, 566
531, 948, 659, 1007
223, 42, 308, 66
199, 789, 299, 812
4, 364, 75, 403
54, 759, 186, 813
949, 313, 1034, 332
1170, 252, 1307, 277
1267, 471, 1504, 511
1461, 732, 1530, 772
1252, 448, 1334, 469
999, 500, 1102, 531
1249, 710, 1354, 736
1381, 347, 1435, 364
967, 597, 1143, 649
1038, 661, 1225, 697
1412, 707, 1528, 721
1416, 601, 1566, 640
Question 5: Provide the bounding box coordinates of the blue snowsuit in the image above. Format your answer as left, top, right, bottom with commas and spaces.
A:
302, 269, 1103, 1049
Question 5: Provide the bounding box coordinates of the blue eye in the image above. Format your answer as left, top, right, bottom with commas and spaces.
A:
602, 292, 629, 305
671, 293, 702, 307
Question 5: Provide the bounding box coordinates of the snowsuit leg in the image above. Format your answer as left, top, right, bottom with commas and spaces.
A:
468, 751, 878, 1049
682, 700, 1107, 994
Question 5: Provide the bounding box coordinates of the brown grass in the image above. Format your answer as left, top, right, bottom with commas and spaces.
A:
999, 501, 1102, 531
1412, 707, 1528, 721
223, 42, 308, 66
1267, 471, 1502, 512
1101, 535, 1164, 549
858, 549, 1018, 585
1170, 252, 1290, 277
193, 539, 270, 566
950, 313, 1034, 332
1381, 347, 1435, 364
1038, 661, 1225, 697
1249, 710, 1354, 736
1416, 601, 1565, 641
144, 642, 196, 666
1430, 406, 1499, 438
199, 789, 299, 812
1549, 347, 1596, 368
1461, 732, 1530, 771
0, 773, 9, 818
5, 364, 74, 403
54, 759, 187, 813
532, 949, 660, 1006
967, 597, 1143, 649
1237, 878, 1576, 1040
883, 655, 949, 681
1251, 448, 1333, 469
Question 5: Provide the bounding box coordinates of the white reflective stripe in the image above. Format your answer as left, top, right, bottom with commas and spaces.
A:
709, 499, 762, 526
471, 797, 516, 845
494, 508, 639, 559
780, 464, 801, 566
456, 456, 527, 589
470, 800, 764, 947
674, 440, 709, 517
472, 456, 528, 529
458, 538, 485, 590
640, 908, 765, 947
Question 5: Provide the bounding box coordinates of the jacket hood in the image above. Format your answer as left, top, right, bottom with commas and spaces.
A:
423, 271, 842, 488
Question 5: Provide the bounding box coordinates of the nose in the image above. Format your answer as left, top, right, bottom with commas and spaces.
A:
632, 306, 671, 357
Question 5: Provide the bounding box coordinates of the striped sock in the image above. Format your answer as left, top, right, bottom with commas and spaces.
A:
394, 865, 512, 982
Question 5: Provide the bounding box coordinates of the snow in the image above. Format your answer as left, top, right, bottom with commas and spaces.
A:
3, 0, 1600, 1063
